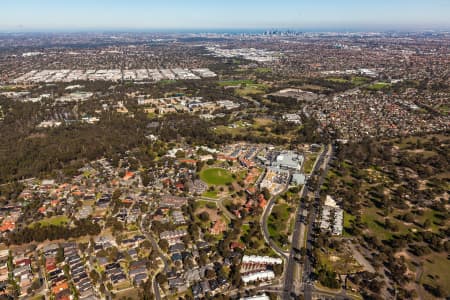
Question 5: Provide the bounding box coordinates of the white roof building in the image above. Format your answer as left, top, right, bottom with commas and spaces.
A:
242, 255, 283, 265
320, 195, 344, 236
240, 294, 270, 300
242, 271, 275, 284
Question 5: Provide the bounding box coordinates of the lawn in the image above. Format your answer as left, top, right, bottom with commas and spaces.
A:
195, 203, 219, 221
361, 206, 393, 240
231, 120, 251, 128
394, 134, 448, 150
299, 84, 326, 92
318, 249, 363, 275
395, 136, 424, 150
200, 168, 233, 185
413, 208, 444, 233
304, 152, 319, 174
268, 203, 292, 250
195, 200, 217, 210
351, 76, 371, 85
361, 205, 412, 241
253, 118, 274, 127
255, 67, 272, 73
83, 170, 92, 178
214, 117, 295, 142
218, 79, 255, 87
115, 288, 140, 300
216, 118, 271, 134
367, 82, 391, 90
421, 253, 450, 296
235, 83, 268, 96
202, 190, 219, 199
113, 280, 132, 291
437, 104, 450, 114
29, 215, 69, 228
213, 125, 247, 136
343, 211, 356, 237
241, 224, 250, 236
326, 77, 349, 83
0, 85, 22, 91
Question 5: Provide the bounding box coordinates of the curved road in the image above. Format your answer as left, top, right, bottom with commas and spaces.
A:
260, 146, 331, 296
260, 190, 290, 259
140, 216, 169, 300
198, 196, 237, 221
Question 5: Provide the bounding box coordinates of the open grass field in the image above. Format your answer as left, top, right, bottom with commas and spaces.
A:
202, 190, 219, 198
420, 253, 450, 296
367, 82, 391, 90
196, 206, 221, 223
218, 79, 255, 87
351, 76, 371, 85
200, 168, 233, 185
29, 215, 69, 228
241, 224, 250, 236
195, 200, 217, 210
268, 202, 293, 250
437, 104, 450, 115
326, 134, 449, 298
253, 118, 274, 127
213, 124, 248, 136
0, 85, 21, 91
255, 67, 272, 73
113, 280, 132, 291
214, 116, 297, 143
299, 84, 327, 92
318, 248, 364, 275
235, 83, 269, 96
215, 118, 272, 135
411, 208, 447, 233
304, 152, 319, 174
343, 211, 356, 237
195, 202, 221, 222
394, 134, 449, 150
361, 206, 411, 240
214, 120, 297, 146
326, 77, 349, 83
114, 287, 139, 299
361, 203, 447, 243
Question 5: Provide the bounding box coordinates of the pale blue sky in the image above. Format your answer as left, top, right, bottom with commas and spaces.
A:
1, 0, 449, 31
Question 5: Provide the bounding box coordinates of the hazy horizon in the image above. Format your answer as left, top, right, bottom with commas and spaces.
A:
1, 0, 450, 33
1, 27, 450, 35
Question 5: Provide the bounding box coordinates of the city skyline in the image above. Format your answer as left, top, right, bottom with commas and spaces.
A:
1, 0, 450, 32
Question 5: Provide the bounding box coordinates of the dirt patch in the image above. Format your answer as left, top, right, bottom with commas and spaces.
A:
244, 168, 260, 185
197, 207, 221, 223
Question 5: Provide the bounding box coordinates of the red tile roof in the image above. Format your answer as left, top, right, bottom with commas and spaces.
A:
123, 171, 135, 181
0, 220, 15, 232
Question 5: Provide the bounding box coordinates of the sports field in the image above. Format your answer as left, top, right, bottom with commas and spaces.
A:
200, 168, 233, 185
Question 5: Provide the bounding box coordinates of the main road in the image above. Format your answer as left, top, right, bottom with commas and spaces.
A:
283, 144, 334, 300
